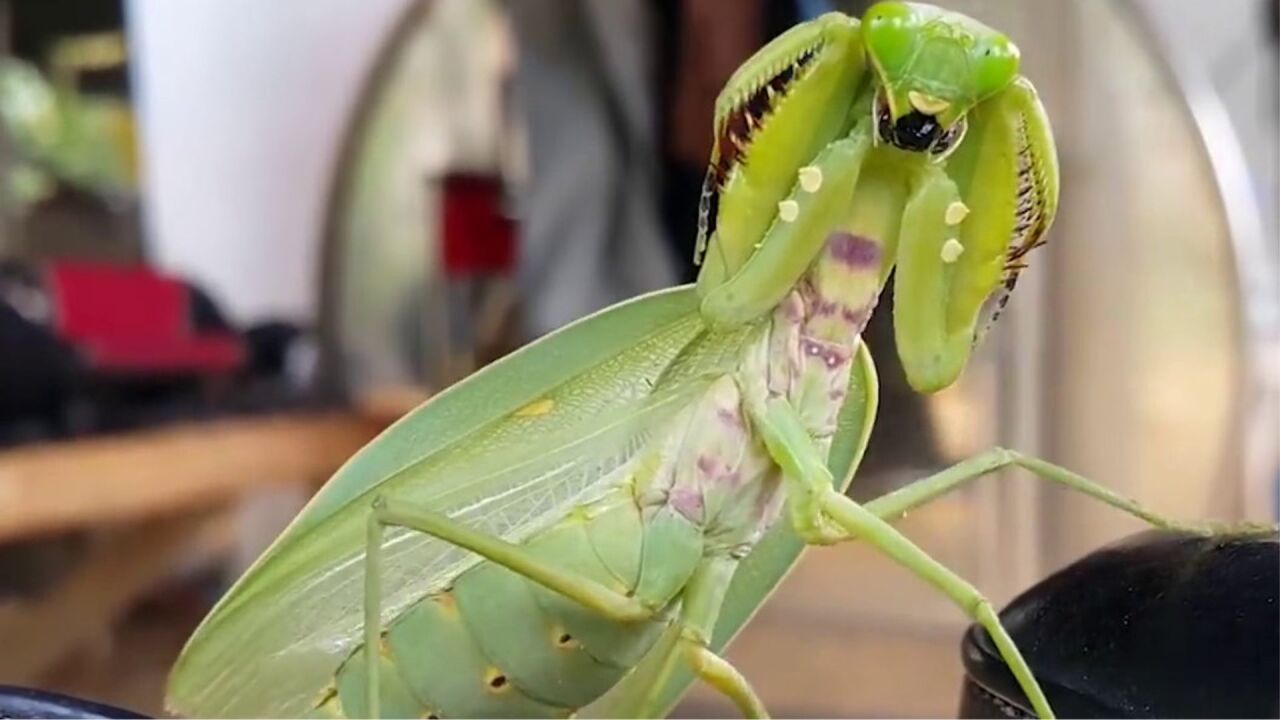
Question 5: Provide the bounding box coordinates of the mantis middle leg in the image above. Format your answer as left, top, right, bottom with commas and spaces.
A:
864, 447, 1275, 536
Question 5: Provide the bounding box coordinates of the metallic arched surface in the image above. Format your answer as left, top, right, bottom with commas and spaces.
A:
1124, 0, 1279, 522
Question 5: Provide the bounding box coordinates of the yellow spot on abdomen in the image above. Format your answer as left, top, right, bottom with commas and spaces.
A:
432, 590, 459, 619
552, 626, 579, 650
484, 667, 511, 694
314, 685, 338, 708
515, 397, 556, 417
945, 201, 970, 225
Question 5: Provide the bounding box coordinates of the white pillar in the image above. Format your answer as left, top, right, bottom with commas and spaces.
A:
126, 0, 411, 324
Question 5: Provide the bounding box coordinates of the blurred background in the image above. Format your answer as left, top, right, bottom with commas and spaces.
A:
0, 0, 1276, 716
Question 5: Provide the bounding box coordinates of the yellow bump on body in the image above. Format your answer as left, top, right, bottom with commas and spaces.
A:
378, 634, 395, 659
798, 165, 823, 192
940, 238, 965, 264
484, 667, 511, 694
778, 199, 799, 223
908, 90, 951, 115
945, 201, 970, 225
514, 397, 556, 417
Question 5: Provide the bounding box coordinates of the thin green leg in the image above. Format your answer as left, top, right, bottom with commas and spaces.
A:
362, 496, 656, 718
629, 555, 768, 718
372, 497, 653, 620
818, 488, 1055, 718
678, 556, 768, 718
750, 398, 1055, 718
865, 447, 1275, 535
681, 644, 767, 719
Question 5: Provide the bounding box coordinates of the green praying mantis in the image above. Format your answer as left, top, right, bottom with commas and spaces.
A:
166, 3, 1268, 718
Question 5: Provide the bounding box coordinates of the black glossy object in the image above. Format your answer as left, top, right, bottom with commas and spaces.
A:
0, 686, 147, 719
959, 529, 1279, 718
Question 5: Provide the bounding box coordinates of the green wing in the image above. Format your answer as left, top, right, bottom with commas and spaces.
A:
582, 342, 879, 717
167, 286, 752, 718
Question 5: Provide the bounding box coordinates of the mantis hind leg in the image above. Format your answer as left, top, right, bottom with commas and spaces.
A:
815, 489, 1056, 719
864, 447, 1275, 537
361, 497, 656, 718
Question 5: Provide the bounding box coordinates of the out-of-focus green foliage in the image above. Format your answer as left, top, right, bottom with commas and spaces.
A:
0, 58, 137, 208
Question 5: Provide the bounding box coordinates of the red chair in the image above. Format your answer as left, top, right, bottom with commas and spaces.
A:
44, 263, 244, 377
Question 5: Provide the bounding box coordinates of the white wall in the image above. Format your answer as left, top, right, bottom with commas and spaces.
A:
126, 0, 412, 324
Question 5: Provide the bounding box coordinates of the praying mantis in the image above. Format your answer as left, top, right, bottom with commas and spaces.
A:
166, 3, 1266, 718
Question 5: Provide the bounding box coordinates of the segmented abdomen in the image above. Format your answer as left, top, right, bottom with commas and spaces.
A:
312, 492, 702, 718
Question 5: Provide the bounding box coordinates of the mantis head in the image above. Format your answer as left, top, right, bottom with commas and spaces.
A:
695, 4, 1058, 396
863, 3, 1058, 393
863, 1, 1019, 158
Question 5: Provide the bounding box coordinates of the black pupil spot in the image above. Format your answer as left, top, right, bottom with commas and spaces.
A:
892, 111, 941, 151
490, 674, 507, 689
558, 633, 573, 645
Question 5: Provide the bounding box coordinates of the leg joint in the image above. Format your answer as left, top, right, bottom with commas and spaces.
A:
679, 638, 709, 672
679, 625, 710, 647
971, 596, 999, 621
990, 446, 1018, 464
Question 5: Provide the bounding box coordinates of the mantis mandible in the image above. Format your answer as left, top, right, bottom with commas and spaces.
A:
167, 4, 1261, 718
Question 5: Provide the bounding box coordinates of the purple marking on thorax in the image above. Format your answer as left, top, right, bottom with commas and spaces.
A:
813, 299, 838, 317
669, 488, 704, 519
696, 455, 718, 477
828, 232, 880, 269
696, 453, 746, 490
800, 337, 853, 369
716, 407, 745, 430
780, 293, 806, 322
841, 305, 869, 327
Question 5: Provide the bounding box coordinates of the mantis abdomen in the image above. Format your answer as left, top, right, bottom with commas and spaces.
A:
315, 491, 703, 718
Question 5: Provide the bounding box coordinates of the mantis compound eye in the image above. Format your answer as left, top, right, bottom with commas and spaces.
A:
930, 117, 968, 160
